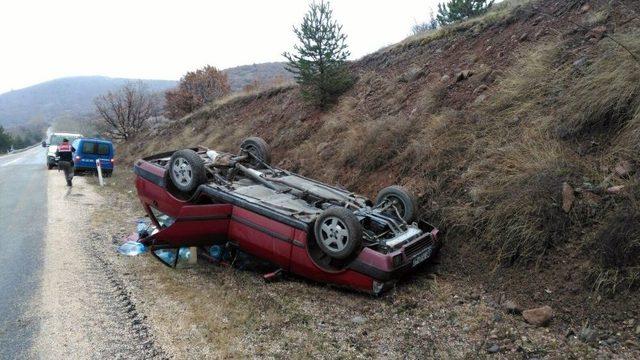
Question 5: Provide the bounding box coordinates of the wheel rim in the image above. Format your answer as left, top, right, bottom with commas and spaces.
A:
319, 216, 349, 253
384, 195, 405, 218
172, 157, 193, 186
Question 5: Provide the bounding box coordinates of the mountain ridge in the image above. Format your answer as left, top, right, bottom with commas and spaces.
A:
0, 62, 293, 128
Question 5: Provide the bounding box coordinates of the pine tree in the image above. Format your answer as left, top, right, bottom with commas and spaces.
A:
436, 0, 494, 26
284, 1, 353, 109
0, 126, 12, 152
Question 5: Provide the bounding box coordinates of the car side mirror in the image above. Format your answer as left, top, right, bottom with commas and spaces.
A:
41, 141, 47, 147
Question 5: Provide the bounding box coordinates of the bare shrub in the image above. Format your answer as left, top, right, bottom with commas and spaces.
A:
94, 81, 160, 140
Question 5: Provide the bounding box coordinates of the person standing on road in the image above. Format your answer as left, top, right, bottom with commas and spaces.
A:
56, 138, 75, 187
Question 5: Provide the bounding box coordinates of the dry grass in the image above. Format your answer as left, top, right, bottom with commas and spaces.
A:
469, 30, 640, 281
373, 0, 534, 56
589, 183, 640, 293
469, 133, 574, 264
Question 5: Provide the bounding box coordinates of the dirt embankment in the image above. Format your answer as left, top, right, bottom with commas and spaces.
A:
105, 0, 640, 356
70, 172, 639, 359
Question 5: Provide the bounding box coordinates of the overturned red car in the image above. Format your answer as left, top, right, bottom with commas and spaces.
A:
133, 137, 439, 295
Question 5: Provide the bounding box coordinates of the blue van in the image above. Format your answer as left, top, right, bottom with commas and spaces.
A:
71, 138, 115, 176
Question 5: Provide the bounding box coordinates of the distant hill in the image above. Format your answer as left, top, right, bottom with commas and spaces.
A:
0, 63, 293, 128
0, 76, 176, 128
223, 62, 292, 91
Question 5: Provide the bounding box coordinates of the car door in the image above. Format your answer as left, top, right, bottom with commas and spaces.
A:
228, 206, 293, 269
144, 203, 233, 248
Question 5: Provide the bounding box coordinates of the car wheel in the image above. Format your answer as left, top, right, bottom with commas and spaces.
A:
240, 137, 271, 167
167, 149, 207, 194
314, 207, 362, 260
375, 185, 418, 223
47, 163, 54, 170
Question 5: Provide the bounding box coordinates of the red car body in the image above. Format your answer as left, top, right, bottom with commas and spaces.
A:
133, 151, 439, 295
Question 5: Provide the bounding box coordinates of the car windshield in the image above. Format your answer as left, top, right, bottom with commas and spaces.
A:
49, 135, 81, 145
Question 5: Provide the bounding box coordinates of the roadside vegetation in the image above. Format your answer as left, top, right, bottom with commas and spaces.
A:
0, 123, 46, 152
96, 2, 640, 355
164, 65, 231, 120
93, 81, 161, 140
436, 0, 495, 26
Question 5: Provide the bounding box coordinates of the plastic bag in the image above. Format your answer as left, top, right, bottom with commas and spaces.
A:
117, 241, 148, 256
178, 247, 191, 261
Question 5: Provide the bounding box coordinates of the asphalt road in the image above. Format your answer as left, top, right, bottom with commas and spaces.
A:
0, 146, 48, 357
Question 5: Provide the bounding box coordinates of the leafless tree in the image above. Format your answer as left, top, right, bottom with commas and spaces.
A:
94, 81, 160, 140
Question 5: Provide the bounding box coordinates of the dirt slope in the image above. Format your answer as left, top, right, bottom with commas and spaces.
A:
115, 0, 640, 341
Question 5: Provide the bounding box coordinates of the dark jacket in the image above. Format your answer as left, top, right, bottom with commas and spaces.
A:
55, 143, 75, 163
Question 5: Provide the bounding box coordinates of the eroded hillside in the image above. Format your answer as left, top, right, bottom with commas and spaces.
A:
118, 0, 640, 331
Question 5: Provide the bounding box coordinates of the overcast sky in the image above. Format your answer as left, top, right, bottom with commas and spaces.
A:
0, 0, 442, 94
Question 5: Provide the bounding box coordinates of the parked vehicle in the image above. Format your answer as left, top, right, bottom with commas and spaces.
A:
43, 132, 83, 169
71, 138, 114, 176
133, 137, 439, 295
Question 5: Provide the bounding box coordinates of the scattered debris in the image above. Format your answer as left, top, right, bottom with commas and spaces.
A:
117, 241, 147, 256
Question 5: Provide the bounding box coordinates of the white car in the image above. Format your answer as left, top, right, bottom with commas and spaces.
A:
43, 132, 83, 169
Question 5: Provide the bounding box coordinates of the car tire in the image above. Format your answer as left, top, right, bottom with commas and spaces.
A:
375, 185, 418, 223
47, 163, 54, 170
314, 207, 363, 260
167, 149, 207, 194
240, 137, 271, 167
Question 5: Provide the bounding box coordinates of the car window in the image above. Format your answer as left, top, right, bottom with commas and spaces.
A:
82, 142, 95, 154
49, 135, 81, 145
97, 143, 110, 155
80, 142, 112, 156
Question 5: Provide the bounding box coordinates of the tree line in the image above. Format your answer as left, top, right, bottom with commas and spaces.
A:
0, 125, 45, 153
92, 0, 494, 141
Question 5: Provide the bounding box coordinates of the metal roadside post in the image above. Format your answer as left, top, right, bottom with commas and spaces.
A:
96, 159, 105, 186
